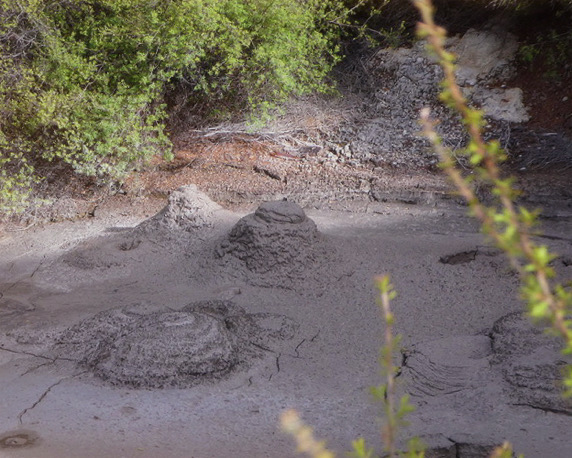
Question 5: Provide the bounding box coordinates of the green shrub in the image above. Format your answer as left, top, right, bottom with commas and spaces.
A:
519, 28, 572, 78
0, 0, 346, 214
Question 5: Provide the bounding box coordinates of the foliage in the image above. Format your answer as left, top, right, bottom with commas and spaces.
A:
369, 276, 422, 458
280, 409, 335, 458
518, 28, 572, 78
0, 0, 346, 214
324, 1, 414, 48
489, 442, 516, 458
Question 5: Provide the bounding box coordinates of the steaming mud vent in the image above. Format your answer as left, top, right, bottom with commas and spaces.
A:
52, 300, 298, 389
215, 200, 332, 287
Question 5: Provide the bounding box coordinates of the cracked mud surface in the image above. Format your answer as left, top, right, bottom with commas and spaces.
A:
0, 189, 571, 457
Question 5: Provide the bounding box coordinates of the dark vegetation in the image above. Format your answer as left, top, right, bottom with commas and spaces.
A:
0, 0, 571, 214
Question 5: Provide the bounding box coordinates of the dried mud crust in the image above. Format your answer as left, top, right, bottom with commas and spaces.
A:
212, 201, 343, 289
52, 300, 299, 389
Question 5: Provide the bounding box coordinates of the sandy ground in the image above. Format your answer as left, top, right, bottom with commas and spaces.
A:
0, 188, 571, 458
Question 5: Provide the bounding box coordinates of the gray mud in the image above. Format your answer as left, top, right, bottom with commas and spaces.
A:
0, 187, 571, 457
213, 201, 342, 289
400, 311, 572, 456
52, 300, 298, 389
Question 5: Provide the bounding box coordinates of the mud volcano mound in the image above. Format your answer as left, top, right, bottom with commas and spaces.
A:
215, 201, 331, 288
37, 186, 220, 290
52, 300, 297, 389
136, 184, 221, 235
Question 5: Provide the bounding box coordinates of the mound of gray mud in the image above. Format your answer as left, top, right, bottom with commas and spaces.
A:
136, 184, 221, 234
52, 300, 298, 389
403, 312, 571, 417
215, 200, 335, 288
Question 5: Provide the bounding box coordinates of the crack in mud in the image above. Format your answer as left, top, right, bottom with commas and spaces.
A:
1, 258, 45, 292
21, 361, 55, 377
267, 354, 282, 382
0, 346, 65, 362
510, 403, 572, 416
17, 372, 86, 425
1, 282, 18, 294
292, 329, 321, 358
445, 438, 463, 458
0, 347, 74, 378
29, 258, 45, 278
250, 342, 275, 353
276, 353, 281, 373
535, 233, 572, 243
401, 350, 411, 367
294, 339, 305, 358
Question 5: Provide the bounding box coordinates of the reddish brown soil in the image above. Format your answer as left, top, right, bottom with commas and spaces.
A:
510, 64, 572, 136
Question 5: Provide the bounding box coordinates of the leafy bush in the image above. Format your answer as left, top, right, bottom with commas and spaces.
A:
0, 0, 345, 213
518, 28, 572, 78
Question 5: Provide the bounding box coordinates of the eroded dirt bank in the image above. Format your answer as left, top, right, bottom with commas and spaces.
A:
11, 22, 571, 226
